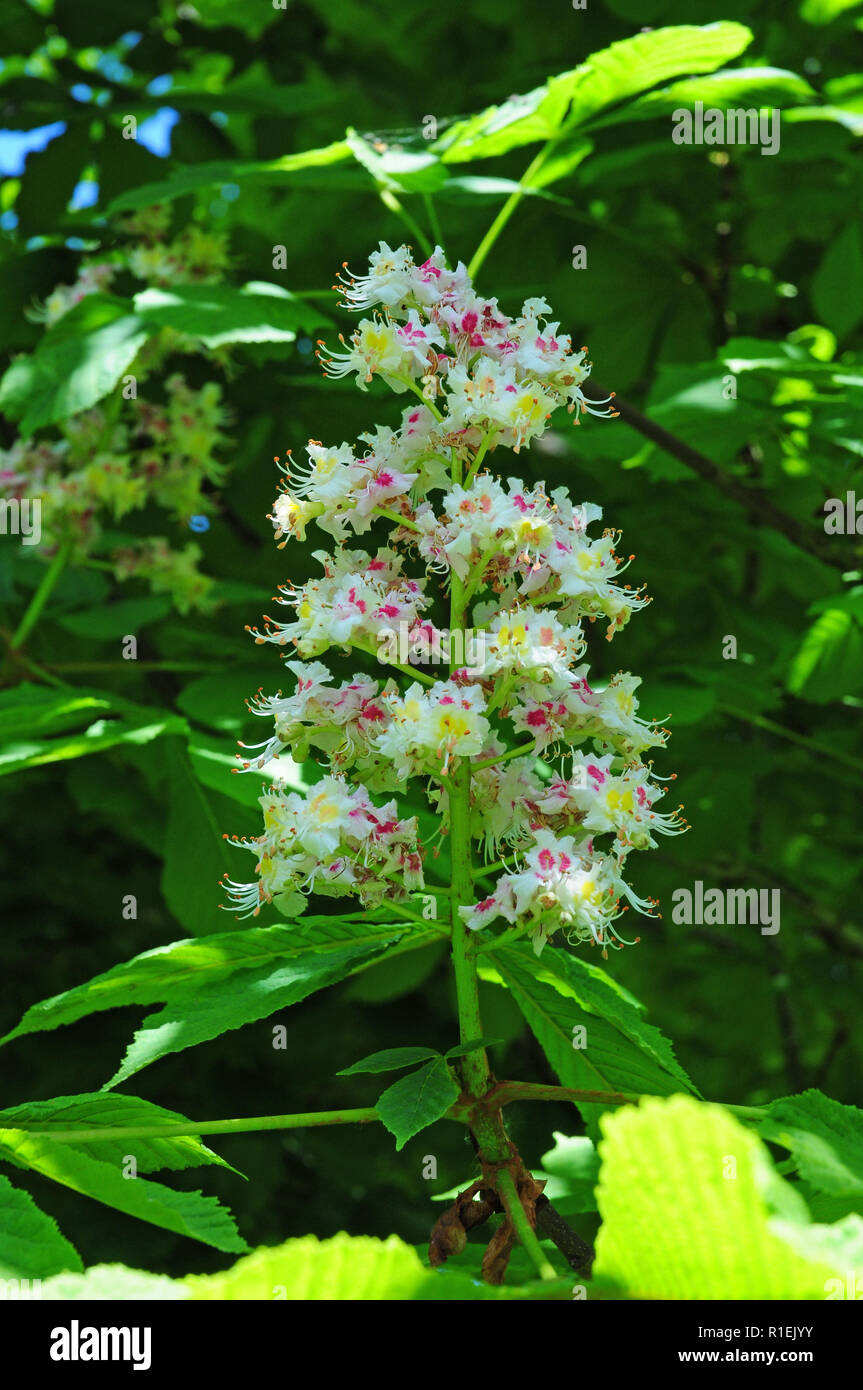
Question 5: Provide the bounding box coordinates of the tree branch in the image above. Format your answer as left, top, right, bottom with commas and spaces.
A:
535, 1195, 594, 1275
586, 382, 846, 572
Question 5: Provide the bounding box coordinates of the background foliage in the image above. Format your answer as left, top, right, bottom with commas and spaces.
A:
0, 0, 861, 1295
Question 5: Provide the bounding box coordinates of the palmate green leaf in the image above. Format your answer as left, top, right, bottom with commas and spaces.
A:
0, 1172, 82, 1280
343, 940, 446, 1003
643, 677, 717, 726
800, 0, 863, 24
593, 1096, 852, 1299
184, 1231, 567, 1300
0, 1094, 238, 1178
787, 608, 863, 701
812, 222, 863, 338
484, 943, 694, 1131
762, 1090, 863, 1199
536, 944, 695, 1091
346, 129, 448, 194
436, 23, 752, 164
538, 1134, 601, 1215
526, 137, 593, 191
177, 668, 275, 734
786, 104, 863, 135
2, 920, 431, 1085
434, 175, 572, 204
1, 919, 408, 1038
40, 1263, 189, 1301
773, 1215, 863, 1280
0, 684, 113, 741
596, 66, 816, 129
564, 22, 754, 130
375, 1059, 460, 1152
38, 1238, 571, 1301
0, 1131, 247, 1255
337, 1046, 440, 1076
161, 749, 237, 937
0, 299, 150, 434
0, 695, 187, 777
182, 0, 281, 37
57, 596, 171, 639
105, 143, 353, 214
186, 731, 313, 810
444, 1037, 501, 1060
434, 81, 572, 165
133, 281, 332, 348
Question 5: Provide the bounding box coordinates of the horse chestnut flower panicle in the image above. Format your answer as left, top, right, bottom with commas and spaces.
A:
225, 242, 686, 958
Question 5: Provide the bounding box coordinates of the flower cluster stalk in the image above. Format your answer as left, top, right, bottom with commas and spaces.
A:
221, 240, 687, 1272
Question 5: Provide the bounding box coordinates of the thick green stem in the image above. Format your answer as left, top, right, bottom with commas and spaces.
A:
11, 540, 73, 650
448, 483, 512, 1163
13, 1108, 384, 1143
496, 1169, 557, 1281
491, 1081, 637, 1108
449, 589, 487, 1092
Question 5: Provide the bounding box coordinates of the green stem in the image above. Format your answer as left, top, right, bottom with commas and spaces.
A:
492, 1081, 638, 1108
376, 900, 450, 933
467, 146, 553, 281
9, 654, 71, 689
379, 189, 433, 258
472, 741, 537, 773
14, 1108, 384, 1143
447, 464, 512, 1165
396, 375, 445, 422
423, 192, 443, 247
721, 704, 863, 776
376, 506, 421, 533
48, 661, 220, 674
349, 640, 437, 687
463, 429, 499, 490
496, 1169, 557, 1281
488, 1081, 766, 1122
11, 540, 73, 650
461, 542, 499, 607
473, 854, 518, 880
485, 673, 516, 717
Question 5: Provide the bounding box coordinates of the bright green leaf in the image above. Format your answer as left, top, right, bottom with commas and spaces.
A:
763, 1090, 863, 1198
337, 1046, 441, 1076
594, 1096, 850, 1298
0, 1173, 82, 1280
0, 1131, 247, 1255
375, 1058, 459, 1151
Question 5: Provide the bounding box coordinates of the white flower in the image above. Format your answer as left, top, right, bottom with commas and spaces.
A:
320, 314, 443, 391
375, 679, 491, 777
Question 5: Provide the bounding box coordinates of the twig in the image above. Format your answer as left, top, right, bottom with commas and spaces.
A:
496, 1169, 557, 1282
535, 1195, 594, 1275
585, 382, 846, 572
